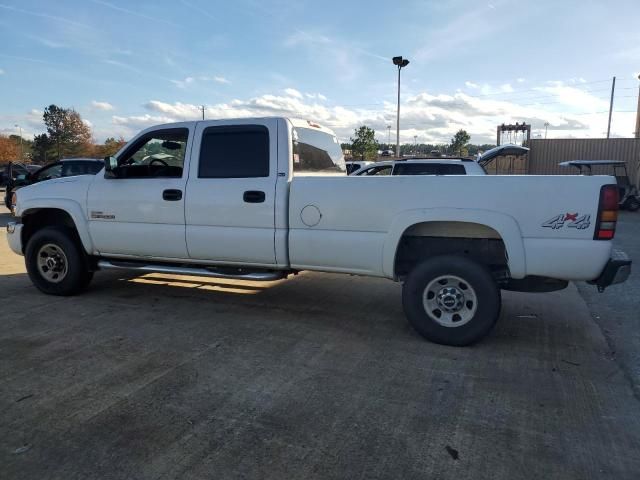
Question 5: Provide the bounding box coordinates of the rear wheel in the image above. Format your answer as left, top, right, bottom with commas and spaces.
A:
25, 227, 93, 295
402, 255, 501, 346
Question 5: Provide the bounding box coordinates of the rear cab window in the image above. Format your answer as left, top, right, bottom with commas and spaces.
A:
291, 120, 346, 175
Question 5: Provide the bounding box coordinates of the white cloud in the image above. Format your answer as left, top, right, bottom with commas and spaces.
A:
213, 75, 230, 84
0, 68, 4, 75
465, 81, 479, 89
91, 100, 114, 111
170, 77, 195, 89
516, 78, 526, 83
71, 79, 632, 143
284, 88, 303, 99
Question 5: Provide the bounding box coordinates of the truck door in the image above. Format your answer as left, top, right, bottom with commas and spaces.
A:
185, 119, 278, 266
87, 126, 192, 259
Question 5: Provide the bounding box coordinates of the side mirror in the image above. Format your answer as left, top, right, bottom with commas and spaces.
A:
103, 156, 118, 177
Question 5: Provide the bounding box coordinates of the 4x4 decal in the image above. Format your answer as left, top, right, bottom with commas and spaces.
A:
542, 213, 591, 230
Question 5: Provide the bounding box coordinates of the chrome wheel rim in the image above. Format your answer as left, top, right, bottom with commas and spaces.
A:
37, 243, 69, 283
423, 275, 477, 327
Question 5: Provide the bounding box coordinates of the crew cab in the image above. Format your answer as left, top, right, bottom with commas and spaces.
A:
6, 117, 631, 346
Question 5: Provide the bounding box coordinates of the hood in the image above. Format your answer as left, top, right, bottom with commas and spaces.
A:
14, 174, 96, 217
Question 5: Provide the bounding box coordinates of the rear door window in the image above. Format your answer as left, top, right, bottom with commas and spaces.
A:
199, 125, 269, 178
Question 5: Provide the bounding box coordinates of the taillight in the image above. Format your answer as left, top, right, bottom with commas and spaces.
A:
594, 184, 619, 240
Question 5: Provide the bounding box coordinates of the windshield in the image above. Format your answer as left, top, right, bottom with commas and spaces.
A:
292, 127, 345, 175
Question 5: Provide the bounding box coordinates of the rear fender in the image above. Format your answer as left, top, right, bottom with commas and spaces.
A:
382, 208, 526, 279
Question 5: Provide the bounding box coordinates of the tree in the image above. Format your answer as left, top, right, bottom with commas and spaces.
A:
0, 135, 20, 164
350, 126, 378, 160
94, 137, 127, 158
449, 129, 471, 156
41, 104, 93, 161
32, 133, 55, 163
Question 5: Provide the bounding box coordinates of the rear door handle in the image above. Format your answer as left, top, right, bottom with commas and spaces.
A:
162, 189, 182, 201
243, 190, 265, 203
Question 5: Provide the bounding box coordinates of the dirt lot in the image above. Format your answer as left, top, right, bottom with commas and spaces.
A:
1, 204, 639, 479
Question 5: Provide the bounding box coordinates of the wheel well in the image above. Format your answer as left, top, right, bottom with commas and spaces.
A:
21, 209, 80, 252
394, 221, 509, 280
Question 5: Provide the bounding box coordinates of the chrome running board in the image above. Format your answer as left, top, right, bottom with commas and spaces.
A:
97, 260, 288, 281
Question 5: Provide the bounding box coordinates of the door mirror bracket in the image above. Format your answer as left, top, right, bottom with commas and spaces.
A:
104, 156, 119, 178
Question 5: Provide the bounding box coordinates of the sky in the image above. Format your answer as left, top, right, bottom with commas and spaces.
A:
1, 0, 640, 145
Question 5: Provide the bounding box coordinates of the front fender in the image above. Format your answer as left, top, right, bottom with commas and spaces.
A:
382, 208, 526, 279
19, 198, 94, 254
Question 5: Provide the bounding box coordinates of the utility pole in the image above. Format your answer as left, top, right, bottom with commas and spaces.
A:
606, 76, 616, 139
544, 122, 549, 139
634, 74, 640, 138
413, 135, 417, 154
200, 105, 205, 120
14, 124, 23, 161
387, 125, 391, 146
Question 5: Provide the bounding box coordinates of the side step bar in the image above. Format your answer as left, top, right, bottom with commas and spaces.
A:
97, 260, 288, 282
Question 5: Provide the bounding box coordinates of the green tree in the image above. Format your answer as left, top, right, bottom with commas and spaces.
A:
41, 104, 93, 160
350, 126, 378, 160
449, 129, 471, 156
32, 133, 55, 163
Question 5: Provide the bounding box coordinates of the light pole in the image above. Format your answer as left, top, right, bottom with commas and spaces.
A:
544, 122, 549, 139
634, 74, 640, 139
413, 135, 417, 154
14, 124, 23, 161
387, 125, 391, 146
392, 56, 409, 158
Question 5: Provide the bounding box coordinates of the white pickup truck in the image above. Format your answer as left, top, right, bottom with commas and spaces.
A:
6, 117, 631, 346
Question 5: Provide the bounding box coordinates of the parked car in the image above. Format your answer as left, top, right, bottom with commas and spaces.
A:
560, 160, 640, 211
6, 118, 631, 346
1, 163, 39, 188
345, 160, 372, 174
4, 159, 103, 210
350, 145, 529, 176
350, 158, 486, 176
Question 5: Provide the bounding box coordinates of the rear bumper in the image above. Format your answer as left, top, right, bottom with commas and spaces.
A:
6, 221, 23, 255
589, 249, 631, 291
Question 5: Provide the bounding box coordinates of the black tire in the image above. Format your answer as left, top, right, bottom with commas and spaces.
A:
402, 255, 501, 346
25, 227, 93, 296
625, 197, 640, 212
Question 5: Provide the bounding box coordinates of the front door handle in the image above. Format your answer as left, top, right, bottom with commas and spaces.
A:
163, 189, 182, 201
243, 190, 265, 203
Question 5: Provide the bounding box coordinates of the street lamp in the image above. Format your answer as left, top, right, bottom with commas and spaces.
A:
392, 56, 409, 158
544, 122, 549, 139
14, 124, 23, 162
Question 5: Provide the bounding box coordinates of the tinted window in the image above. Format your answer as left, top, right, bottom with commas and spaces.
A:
393, 163, 439, 175
361, 166, 392, 176
293, 127, 345, 174
34, 163, 63, 181
439, 164, 466, 175
117, 128, 188, 178
199, 125, 269, 178
61, 161, 102, 176
393, 163, 466, 175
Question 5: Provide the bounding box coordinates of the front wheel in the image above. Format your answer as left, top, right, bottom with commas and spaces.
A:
402, 255, 501, 346
25, 227, 93, 296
